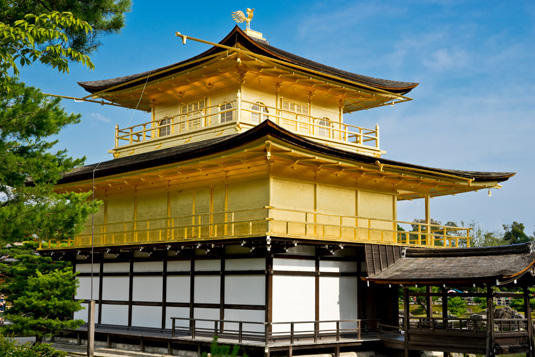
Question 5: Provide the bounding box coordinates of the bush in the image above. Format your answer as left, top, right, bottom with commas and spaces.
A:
0, 334, 66, 356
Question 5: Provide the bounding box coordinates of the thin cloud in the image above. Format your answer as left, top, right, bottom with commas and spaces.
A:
89, 113, 111, 123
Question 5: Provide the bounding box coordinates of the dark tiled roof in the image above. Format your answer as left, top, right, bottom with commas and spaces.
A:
59, 120, 515, 185
78, 26, 418, 95
366, 243, 535, 285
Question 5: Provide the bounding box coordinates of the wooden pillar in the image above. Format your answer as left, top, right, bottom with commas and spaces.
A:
425, 194, 431, 246
426, 286, 433, 319
486, 286, 495, 357
403, 286, 409, 357
87, 300, 95, 357
523, 286, 534, 357
442, 287, 448, 321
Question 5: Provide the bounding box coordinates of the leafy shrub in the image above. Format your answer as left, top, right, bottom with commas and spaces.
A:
0, 334, 66, 356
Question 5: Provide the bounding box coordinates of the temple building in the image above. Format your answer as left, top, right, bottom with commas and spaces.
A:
40, 22, 534, 357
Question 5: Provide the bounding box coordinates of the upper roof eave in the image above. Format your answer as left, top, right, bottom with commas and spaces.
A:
78, 26, 418, 96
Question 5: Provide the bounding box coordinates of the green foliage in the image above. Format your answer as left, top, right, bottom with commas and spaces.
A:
0, 78, 100, 245
448, 296, 467, 317
503, 221, 534, 245
3, 257, 84, 343
201, 336, 247, 357
0, 334, 66, 356
0, 11, 93, 87
0, 0, 131, 55
509, 287, 535, 312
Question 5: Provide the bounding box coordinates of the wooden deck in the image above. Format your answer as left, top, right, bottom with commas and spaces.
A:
65, 324, 382, 357
379, 322, 533, 355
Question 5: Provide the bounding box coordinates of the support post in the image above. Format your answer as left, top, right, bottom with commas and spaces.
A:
426, 286, 433, 319
486, 286, 495, 357
87, 300, 95, 357
403, 286, 409, 357
523, 286, 534, 357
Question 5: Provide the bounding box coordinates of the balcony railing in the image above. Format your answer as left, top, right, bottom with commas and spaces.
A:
38, 207, 471, 249
114, 99, 380, 153
170, 317, 379, 345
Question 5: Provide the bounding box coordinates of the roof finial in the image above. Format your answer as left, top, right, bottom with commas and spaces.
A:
232, 8, 254, 30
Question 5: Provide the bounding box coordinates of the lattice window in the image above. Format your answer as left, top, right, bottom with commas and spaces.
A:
250, 102, 269, 124
318, 117, 330, 137
220, 102, 234, 123
179, 100, 205, 131
159, 116, 172, 137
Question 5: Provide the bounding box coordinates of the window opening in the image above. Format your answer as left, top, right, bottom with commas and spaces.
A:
159, 116, 172, 137
318, 117, 330, 137
220, 102, 234, 123
250, 102, 269, 124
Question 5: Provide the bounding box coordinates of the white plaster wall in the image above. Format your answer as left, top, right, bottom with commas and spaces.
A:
225, 258, 265, 271
195, 259, 221, 271
167, 260, 191, 272
73, 303, 97, 323
132, 276, 163, 302
224, 309, 265, 333
319, 276, 358, 330
272, 276, 315, 332
165, 307, 190, 329
166, 276, 191, 302
133, 261, 163, 273
194, 276, 220, 304
194, 308, 220, 330
225, 275, 265, 305
319, 260, 358, 273
132, 306, 162, 328
102, 277, 129, 301
103, 262, 130, 273
75, 263, 100, 273
76, 277, 100, 300
273, 258, 315, 272
101, 304, 128, 325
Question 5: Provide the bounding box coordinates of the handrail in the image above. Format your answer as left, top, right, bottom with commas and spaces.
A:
111, 99, 380, 151
38, 207, 471, 249
401, 316, 530, 334
170, 317, 377, 345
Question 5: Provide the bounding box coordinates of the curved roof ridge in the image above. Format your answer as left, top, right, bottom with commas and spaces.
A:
79, 26, 418, 95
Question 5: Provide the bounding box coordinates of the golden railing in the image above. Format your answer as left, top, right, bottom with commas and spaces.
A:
38, 207, 470, 249
114, 100, 379, 151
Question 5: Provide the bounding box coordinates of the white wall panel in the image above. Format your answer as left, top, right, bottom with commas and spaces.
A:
225, 275, 265, 305
165, 307, 190, 329
272, 276, 315, 332
134, 261, 163, 272
101, 304, 128, 325
195, 260, 221, 271
194, 276, 220, 304
319, 276, 358, 330
194, 308, 220, 329
224, 309, 265, 333
75, 263, 99, 273
132, 306, 162, 328
225, 258, 265, 271
319, 260, 358, 273
167, 260, 190, 272
73, 303, 98, 323
273, 258, 315, 272
167, 276, 191, 303
102, 277, 129, 301
76, 277, 100, 300
103, 262, 130, 273
132, 276, 163, 302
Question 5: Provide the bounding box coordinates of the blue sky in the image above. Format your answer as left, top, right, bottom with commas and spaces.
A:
19, 0, 535, 236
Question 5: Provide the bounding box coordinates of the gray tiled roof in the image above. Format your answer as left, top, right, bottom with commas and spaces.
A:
78, 26, 418, 95
367, 242, 535, 285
